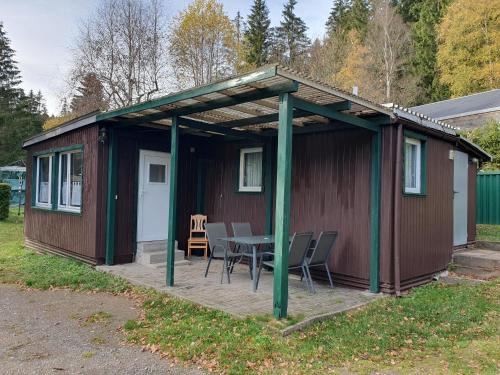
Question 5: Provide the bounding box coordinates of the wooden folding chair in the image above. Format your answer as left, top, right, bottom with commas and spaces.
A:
187, 214, 208, 258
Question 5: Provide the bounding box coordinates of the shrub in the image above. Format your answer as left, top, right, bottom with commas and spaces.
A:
0, 183, 11, 220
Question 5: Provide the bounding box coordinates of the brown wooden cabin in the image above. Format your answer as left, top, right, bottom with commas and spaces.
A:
22, 66, 490, 305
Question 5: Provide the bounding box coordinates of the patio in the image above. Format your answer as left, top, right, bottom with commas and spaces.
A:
97, 258, 381, 320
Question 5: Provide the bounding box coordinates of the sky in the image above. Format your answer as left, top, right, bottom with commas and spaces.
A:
0, 0, 332, 116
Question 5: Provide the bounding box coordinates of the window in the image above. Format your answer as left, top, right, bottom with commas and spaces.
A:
35, 155, 52, 207
239, 147, 263, 192
404, 137, 422, 194
58, 150, 83, 211
149, 163, 166, 183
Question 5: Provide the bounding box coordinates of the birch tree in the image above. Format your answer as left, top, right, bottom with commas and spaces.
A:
72, 0, 169, 108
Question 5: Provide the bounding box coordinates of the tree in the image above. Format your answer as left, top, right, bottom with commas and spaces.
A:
244, 0, 271, 67
325, 0, 350, 37
0, 22, 22, 107
232, 11, 248, 73
275, 0, 311, 68
73, 0, 169, 108
437, 0, 500, 97
169, 0, 235, 88
410, 0, 451, 103
70, 73, 108, 115
349, 0, 370, 39
465, 121, 500, 171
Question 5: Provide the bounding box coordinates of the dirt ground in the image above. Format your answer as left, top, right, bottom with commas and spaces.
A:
0, 284, 203, 375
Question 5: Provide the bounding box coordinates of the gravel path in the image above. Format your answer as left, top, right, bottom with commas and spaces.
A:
0, 284, 203, 375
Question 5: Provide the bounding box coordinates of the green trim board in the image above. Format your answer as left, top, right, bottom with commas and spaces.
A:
32, 144, 84, 156
97, 65, 279, 121
292, 96, 380, 132
167, 116, 179, 287
273, 92, 293, 319
403, 130, 427, 196
369, 131, 382, 293
105, 129, 118, 266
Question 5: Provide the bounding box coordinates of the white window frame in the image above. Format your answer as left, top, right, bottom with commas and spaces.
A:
57, 150, 83, 213
35, 155, 53, 208
404, 137, 422, 194
239, 147, 263, 192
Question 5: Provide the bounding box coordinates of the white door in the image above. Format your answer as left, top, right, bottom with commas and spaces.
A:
453, 150, 468, 246
137, 150, 170, 242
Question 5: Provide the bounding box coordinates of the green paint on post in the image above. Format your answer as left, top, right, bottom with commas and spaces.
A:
167, 116, 179, 287
264, 141, 273, 235
105, 128, 118, 266
370, 131, 381, 293
273, 93, 293, 319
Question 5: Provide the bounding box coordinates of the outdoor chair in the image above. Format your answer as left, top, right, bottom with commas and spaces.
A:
204, 222, 242, 284
302, 231, 338, 293
231, 222, 254, 277
256, 232, 314, 293
187, 214, 208, 258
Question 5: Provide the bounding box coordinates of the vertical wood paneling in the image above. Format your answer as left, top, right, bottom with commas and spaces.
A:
400, 137, 454, 282
25, 126, 100, 261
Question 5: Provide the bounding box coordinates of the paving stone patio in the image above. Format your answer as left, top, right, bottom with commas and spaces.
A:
97, 258, 381, 319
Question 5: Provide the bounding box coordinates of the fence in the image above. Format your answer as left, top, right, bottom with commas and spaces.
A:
476, 171, 500, 225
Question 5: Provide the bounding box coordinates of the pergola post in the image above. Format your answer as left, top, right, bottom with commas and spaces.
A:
167, 116, 179, 287
273, 92, 293, 318
370, 130, 382, 293
105, 127, 117, 266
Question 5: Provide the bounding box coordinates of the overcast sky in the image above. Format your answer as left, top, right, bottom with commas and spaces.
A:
0, 0, 332, 115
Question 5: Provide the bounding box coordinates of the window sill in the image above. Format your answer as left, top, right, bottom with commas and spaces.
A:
236, 189, 263, 195
403, 192, 427, 197
31, 206, 83, 216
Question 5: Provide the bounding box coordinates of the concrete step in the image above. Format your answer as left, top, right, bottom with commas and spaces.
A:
452, 265, 500, 280
136, 249, 185, 265
474, 241, 500, 252
154, 260, 192, 269
137, 240, 177, 253
453, 249, 500, 270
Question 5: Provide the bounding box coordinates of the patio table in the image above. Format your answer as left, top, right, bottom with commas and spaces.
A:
218, 235, 277, 292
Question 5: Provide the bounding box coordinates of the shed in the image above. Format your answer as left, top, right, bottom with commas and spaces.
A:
22, 65, 490, 317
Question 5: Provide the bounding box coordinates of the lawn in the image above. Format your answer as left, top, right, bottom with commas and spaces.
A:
477, 224, 500, 242
1, 209, 499, 374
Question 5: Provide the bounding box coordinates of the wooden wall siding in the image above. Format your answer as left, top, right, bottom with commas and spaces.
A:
400, 136, 454, 282
203, 142, 267, 236
379, 126, 396, 288
24, 125, 100, 261
203, 129, 374, 283
467, 161, 477, 243
113, 127, 198, 262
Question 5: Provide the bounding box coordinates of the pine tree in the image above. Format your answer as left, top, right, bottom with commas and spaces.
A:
325, 0, 350, 36
411, 0, 451, 102
233, 11, 247, 72
276, 0, 311, 67
349, 0, 370, 39
244, 0, 271, 67
70, 73, 108, 115
0, 22, 22, 107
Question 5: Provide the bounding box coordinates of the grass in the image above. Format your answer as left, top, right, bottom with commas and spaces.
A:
477, 224, 500, 242
0, 209, 499, 374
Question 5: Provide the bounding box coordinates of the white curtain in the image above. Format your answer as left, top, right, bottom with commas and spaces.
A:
244, 152, 262, 187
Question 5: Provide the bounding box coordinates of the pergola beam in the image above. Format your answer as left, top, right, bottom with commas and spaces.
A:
178, 117, 268, 142
292, 96, 380, 132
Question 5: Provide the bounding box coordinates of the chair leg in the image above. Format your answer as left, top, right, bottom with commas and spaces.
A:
325, 262, 334, 288
304, 264, 315, 294
255, 259, 264, 290
221, 254, 226, 284
204, 253, 213, 278
187, 245, 190, 259
204, 244, 208, 259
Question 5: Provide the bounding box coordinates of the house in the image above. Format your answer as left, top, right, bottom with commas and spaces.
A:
0, 163, 26, 205
411, 89, 500, 130
22, 65, 490, 317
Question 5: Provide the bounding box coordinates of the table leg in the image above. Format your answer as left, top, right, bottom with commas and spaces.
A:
252, 245, 257, 292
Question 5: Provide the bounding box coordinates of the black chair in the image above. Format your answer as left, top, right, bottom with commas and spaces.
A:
255, 232, 314, 293
303, 231, 338, 293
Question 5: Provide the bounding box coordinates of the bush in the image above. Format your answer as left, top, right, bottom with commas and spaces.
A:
0, 183, 11, 220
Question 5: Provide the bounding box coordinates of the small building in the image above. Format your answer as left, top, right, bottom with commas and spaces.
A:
0, 164, 26, 205
22, 66, 490, 317
411, 89, 500, 130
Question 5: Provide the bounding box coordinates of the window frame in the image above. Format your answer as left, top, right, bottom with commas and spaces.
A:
35, 154, 53, 208
57, 149, 83, 213
238, 147, 264, 193
403, 131, 427, 196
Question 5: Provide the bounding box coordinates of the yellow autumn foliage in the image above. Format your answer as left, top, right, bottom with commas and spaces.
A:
437, 0, 500, 97
42, 114, 78, 131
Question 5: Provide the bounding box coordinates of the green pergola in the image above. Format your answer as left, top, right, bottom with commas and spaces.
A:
98, 64, 393, 318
